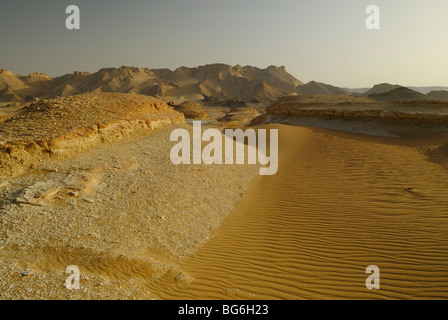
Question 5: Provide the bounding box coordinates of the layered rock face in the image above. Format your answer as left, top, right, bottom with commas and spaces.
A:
0, 92, 185, 178
251, 95, 448, 127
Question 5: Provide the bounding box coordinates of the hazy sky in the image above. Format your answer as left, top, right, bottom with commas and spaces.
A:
1, 0, 447, 87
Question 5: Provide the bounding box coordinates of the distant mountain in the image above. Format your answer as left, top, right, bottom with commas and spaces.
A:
363, 83, 403, 97
0, 64, 304, 107
344, 87, 370, 95
351, 83, 448, 101
3, 66, 446, 108
346, 85, 448, 96
426, 90, 448, 101
368, 86, 428, 102
297, 81, 349, 95
0, 70, 53, 104
408, 86, 448, 94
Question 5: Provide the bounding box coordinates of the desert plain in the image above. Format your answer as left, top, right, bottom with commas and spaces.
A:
1, 65, 448, 299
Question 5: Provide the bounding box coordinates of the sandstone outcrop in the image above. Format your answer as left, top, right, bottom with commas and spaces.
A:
173, 101, 208, 119
250, 95, 448, 127
0, 92, 185, 178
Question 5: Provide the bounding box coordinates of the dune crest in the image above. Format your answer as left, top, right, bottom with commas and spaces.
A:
147, 124, 448, 299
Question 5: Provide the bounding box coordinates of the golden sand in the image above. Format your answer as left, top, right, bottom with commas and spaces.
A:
2, 123, 448, 299
146, 124, 448, 299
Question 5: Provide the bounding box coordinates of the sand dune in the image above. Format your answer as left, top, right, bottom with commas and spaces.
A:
1, 121, 448, 299
2, 90, 448, 299
145, 124, 448, 299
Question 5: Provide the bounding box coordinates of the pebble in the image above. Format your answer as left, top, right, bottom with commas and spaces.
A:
21, 270, 32, 277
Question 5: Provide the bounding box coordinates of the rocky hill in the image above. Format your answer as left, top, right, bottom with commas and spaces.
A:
297, 81, 349, 95
173, 101, 209, 119
367, 86, 428, 102
427, 90, 448, 101
363, 83, 402, 97
361, 83, 448, 101
0, 64, 303, 108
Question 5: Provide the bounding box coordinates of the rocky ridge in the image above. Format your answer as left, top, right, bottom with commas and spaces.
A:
251, 95, 448, 128
0, 64, 303, 108
0, 92, 185, 178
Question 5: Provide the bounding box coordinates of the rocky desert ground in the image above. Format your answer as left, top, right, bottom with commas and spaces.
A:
0, 92, 259, 299
2, 65, 448, 300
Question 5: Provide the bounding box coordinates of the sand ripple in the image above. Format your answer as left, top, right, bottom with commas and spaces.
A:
149, 125, 448, 299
